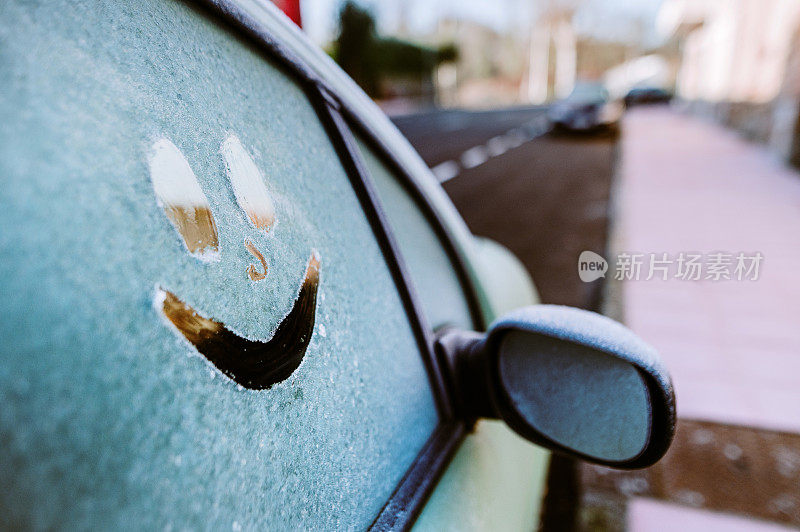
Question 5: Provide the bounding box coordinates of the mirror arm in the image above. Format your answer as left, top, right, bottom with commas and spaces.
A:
435, 329, 498, 422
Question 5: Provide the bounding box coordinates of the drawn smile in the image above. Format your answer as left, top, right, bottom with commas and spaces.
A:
157, 252, 320, 390
148, 135, 321, 390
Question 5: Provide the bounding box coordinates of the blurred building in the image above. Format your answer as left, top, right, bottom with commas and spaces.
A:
431, 18, 529, 108
323, 1, 673, 112
429, 15, 641, 108
576, 38, 629, 82
660, 0, 800, 167
524, 7, 577, 103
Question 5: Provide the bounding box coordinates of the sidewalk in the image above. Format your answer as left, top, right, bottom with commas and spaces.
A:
619, 108, 800, 432
603, 108, 800, 530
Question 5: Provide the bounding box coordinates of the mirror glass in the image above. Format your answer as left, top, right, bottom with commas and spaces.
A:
498, 331, 651, 462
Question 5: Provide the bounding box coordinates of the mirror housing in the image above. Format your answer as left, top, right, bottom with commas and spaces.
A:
436, 305, 675, 469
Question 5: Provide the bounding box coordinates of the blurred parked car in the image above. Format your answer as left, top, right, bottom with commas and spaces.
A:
548, 82, 623, 134
624, 87, 673, 107
0, 1, 674, 530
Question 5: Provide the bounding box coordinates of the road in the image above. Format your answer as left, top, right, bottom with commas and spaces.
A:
392, 108, 619, 309
391, 107, 550, 175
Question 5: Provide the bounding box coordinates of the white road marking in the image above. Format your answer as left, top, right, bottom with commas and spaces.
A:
486, 135, 509, 157
504, 128, 526, 148
431, 160, 460, 182
429, 114, 553, 183
460, 145, 489, 169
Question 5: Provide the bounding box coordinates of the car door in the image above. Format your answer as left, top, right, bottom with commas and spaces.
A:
347, 128, 551, 531
0, 1, 455, 529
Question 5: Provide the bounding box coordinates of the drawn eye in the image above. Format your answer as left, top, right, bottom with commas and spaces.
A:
148, 138, 220, 261
222, 134, 276, 233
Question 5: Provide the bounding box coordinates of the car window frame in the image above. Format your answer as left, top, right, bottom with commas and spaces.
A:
190, 1, 475, 529
342, 115, 487, 333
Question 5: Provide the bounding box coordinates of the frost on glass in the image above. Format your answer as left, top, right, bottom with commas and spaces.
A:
222, 134, 276, 233
148, 137, 221, 260
0, 1, 438, 529
244, 239, 270, 281
354, 136, 474, 331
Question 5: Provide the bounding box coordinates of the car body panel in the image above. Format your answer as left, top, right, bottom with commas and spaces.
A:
414, 238, 549, 531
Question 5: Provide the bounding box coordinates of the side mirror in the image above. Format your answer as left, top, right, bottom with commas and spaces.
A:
436, 305, 675, 469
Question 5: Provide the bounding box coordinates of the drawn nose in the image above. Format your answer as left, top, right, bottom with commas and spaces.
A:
245, 240, 268, 281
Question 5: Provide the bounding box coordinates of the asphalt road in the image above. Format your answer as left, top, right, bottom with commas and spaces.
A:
392, 108, 619, 310
392, 107, 549, 170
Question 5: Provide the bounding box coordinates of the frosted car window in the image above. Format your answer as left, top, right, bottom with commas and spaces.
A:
354, 136, 474, 331
0, 1, 438, 529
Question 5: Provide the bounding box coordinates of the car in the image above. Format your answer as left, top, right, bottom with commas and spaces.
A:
0, 1, 675, 530
624, 87, 673, 108
548, 82, 623, 134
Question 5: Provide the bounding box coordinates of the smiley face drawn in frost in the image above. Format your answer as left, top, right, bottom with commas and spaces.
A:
148, 135, 320, 390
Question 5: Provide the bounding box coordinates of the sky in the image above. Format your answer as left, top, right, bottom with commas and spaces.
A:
301, 0, 666, 47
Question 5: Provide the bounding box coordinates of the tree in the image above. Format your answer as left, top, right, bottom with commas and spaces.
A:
330, 1, 458, 99
331, 1, 380, 96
